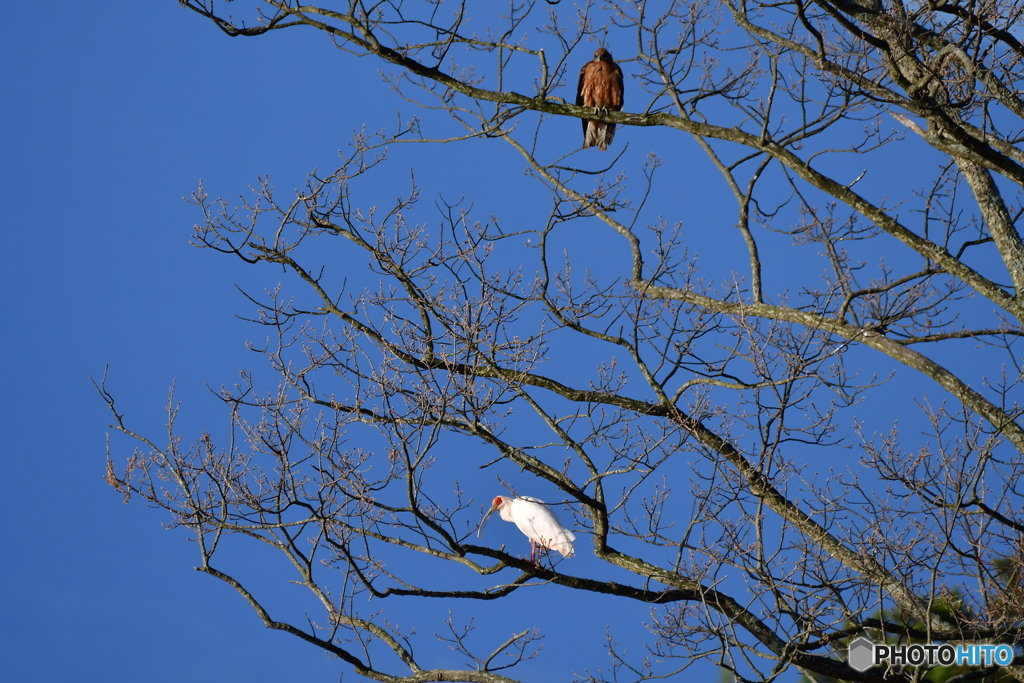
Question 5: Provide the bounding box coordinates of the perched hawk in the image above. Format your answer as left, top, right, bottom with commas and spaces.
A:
576, 47, 624, 151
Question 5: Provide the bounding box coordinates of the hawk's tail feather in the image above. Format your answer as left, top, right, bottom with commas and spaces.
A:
584, 120, 615, 151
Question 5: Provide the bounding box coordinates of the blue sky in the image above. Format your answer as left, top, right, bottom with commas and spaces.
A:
1, 3, 385, 680
3, 2, 1009, 682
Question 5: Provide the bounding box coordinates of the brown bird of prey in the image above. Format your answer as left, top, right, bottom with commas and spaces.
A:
576, 47, 624, 150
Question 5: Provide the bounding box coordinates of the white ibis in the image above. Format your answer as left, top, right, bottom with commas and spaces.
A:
477, 495, 576, 562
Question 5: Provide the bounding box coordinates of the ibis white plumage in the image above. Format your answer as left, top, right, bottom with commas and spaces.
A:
477, 495, 576, 562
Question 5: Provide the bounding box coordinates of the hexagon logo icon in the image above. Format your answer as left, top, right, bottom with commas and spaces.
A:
848, 637, 875, 672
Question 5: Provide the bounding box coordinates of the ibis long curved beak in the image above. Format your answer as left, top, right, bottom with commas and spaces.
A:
476, 505, 496, 538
